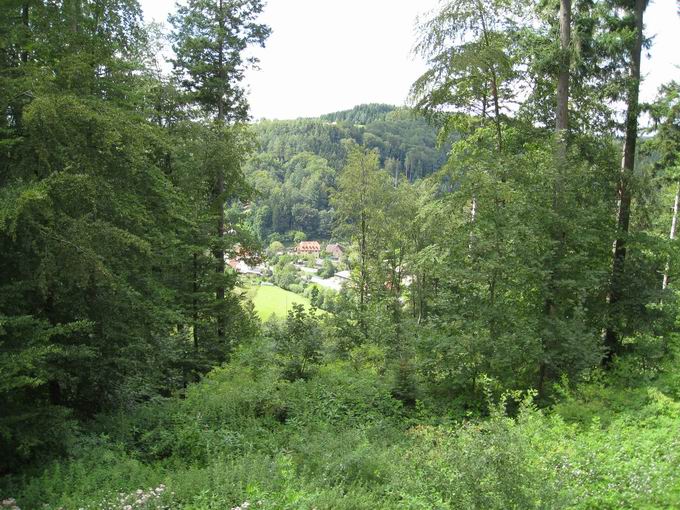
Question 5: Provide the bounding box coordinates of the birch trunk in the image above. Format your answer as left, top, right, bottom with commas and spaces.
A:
662, 182, 680, 290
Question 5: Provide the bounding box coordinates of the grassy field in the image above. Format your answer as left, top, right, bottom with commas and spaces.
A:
239, 283, 314, 320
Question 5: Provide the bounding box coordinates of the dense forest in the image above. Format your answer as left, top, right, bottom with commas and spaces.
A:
242, 104, 449, 241
1, 0, 680, 509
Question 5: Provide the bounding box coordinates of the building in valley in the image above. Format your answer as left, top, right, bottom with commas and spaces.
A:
325, 243, 345, 259
296, 241, 321, 255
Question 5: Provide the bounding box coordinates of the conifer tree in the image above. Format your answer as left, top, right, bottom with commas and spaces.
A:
170, 0, 270, 341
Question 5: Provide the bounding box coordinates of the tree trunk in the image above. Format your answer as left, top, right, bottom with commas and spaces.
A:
67, 0, 81, 34
476, 1, 503, 152
215, 166, 226, 341
193, 252, 199, 351
603, 0, 646, 365
360, 210, 367, 336
20, 3, 29, 63
539, 0, 571, 398
215, 0, 226, 341
662, 181, 680, 290
555, 0, 571, 136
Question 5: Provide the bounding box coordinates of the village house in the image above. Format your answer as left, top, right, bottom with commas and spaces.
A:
325, 243, 345, 259
296, 240, 320, 255
227, 258, 262, 276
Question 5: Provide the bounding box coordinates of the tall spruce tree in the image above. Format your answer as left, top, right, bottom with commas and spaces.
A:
170, 0, 270, 342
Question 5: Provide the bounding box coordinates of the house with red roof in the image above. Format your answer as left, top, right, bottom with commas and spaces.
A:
296, 241, 320, 255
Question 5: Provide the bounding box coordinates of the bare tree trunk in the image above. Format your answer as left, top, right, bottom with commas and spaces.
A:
215, 165, 226, 341
603, 0, 646, 365
468, 196, 477, 253
418, 273, 426, 323
481, 87, 488, 119
662, 181, 680, 290
476, 1, 505, 345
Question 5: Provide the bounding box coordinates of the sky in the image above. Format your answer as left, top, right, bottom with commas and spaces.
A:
140, 0, 680, 120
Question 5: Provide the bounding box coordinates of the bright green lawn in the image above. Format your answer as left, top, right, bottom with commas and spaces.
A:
239, 283, 314, 320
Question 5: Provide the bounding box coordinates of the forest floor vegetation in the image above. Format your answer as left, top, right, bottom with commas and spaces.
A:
2, 338, 680, 510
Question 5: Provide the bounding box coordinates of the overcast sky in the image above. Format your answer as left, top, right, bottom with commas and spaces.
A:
140, 0, 679, 120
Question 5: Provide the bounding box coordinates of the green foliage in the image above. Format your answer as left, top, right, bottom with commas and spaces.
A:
267, 240, 285, 254
395, 403, 560, 509
0, 315, 86, 471
319, 103, 395, 125
5, 349, 680, 509
169, 0, 270, 122
243, 106, 450, 241
0, 0, 266, 472
317, 258, 336, 279
2, 0, 680, 508
270, 304, 323, 381
0, 0, 190, 469
271, 261, 300, 290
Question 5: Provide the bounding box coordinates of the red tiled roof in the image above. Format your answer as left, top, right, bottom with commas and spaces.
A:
297, 241, 320, 251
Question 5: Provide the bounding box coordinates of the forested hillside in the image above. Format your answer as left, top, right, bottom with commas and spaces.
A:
2, 0, 680, 509
243, 105, 449, 241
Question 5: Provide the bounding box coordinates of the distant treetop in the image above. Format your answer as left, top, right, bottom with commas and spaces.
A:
320, 104, 397, 125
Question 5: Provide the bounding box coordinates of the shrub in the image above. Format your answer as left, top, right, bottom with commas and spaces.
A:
273, 305, 322, 381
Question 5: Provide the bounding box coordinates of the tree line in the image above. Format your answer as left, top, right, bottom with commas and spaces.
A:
0, 0, 269, 473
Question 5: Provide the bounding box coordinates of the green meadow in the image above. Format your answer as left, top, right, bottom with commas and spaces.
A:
238, 283, 315, 320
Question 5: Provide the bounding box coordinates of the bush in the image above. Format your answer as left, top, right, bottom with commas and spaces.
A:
317, 258, 336, 279
273, 304, 323, 381
6, 350, 680, 509
391, 398, 563, 510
